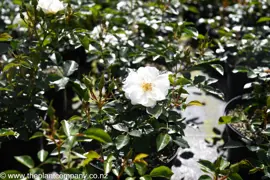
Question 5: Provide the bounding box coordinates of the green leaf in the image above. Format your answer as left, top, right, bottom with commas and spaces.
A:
37, 149, 48, 162
42, 35, 52, 47
61, 120, 72, 137
124, 166, 135, 177
140, 175, 152, 180
135, 162, 148, 176
187, 5, 199, 13
249, 167, 261, 174
69, 115, 82, 121
156, 133, 171, 152
198, 159, 215, 172
183, 27, 199, 39
187, 100, 204, 106
30, 132, 43, 140
129, 130, 142, 137
0, 33, 12, 41
104, 161, 112, 174
12, 0, 23, 5
198, 175, 212, 180
134, 153, 148, 162
211, 64, 224, 76
218, 157, 230, 170
257, 17, 270, 23
218, 116, 233, 124
44, 157, 58, 164
104, 154, 116, 174
3, 63, 19, 72
14, 156, 35, 168
0, 128, 18, 137
79, 151, 100, 167
98, 74, 105, 92
50, 77, 69, 91
150, 166, 173, 179
176, 77, 191, 86
112, 168, 119, 177
126, 178, 136, 180
112, 123, 129, 132
194, 75, 206, 84
115, 135, 130, 150
173, 137, 189, 148
29, 167, 44, 175
84, 128, 112, 144
232, 66, 250, 73
83, 76, 93, 89
146, 105, 163, 119
79, 36, 90, 49
63, 60, 79, 77
228, 173, 243, 180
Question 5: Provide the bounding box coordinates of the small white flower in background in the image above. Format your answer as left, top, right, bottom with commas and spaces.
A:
123, 66, 170, 107
37, 0, 65, 14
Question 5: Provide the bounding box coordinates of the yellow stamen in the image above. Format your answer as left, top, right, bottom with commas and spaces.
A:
141, 82, 152, 92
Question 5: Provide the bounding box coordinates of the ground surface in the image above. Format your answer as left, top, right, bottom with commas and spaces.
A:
171, 72, 226, 180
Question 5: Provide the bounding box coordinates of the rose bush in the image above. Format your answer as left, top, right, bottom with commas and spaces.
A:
1, 0, 267, 179
0, 0, 209, 179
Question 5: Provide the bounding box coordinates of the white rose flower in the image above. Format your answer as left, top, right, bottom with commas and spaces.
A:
123, 66, 170, 107
37, 0, 65, 14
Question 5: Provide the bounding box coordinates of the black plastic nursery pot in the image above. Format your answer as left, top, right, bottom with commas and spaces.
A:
222, 96, 264, 180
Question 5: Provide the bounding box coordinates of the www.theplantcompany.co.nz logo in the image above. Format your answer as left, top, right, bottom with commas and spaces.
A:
0, 172, 108, 179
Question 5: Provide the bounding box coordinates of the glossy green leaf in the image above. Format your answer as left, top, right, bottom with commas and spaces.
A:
14, 156, 35, 168
112, 123, 129, 132
37, 149, 48, 162
156, 133, 171, 152
134, 153, 148, 162
211, 64, 224, 76
84, 128, 112, 144
115, 135, 130, 150
124, 166, 135, 177
187, 100, 204, 106
135, 162, 148, 176
61, 120, 72, 137
198, 159, 215, 172
63, 60, 79, 77
146, 105, 163, 119
104, 154, 116, 174
140, 175, 152, 180
228, 173, 243, 180
150, 166, 173, 179
79, 151, 100, 167
198, 175, 212, 180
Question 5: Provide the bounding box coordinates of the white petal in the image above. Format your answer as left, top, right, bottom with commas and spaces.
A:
149, 87, 166, 101
123, 84, 140, 99
123, 70, 141, 87
141, 97, 157, 107
129, 88, 144, 105
153, 73, 170, 95
137, 66, 159, 81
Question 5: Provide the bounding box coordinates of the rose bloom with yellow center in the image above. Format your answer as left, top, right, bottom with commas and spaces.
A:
37, 0, 65, 14
123, 66, 170, 107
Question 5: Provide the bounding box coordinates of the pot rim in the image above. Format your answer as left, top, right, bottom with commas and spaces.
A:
224, 96, 253, 144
